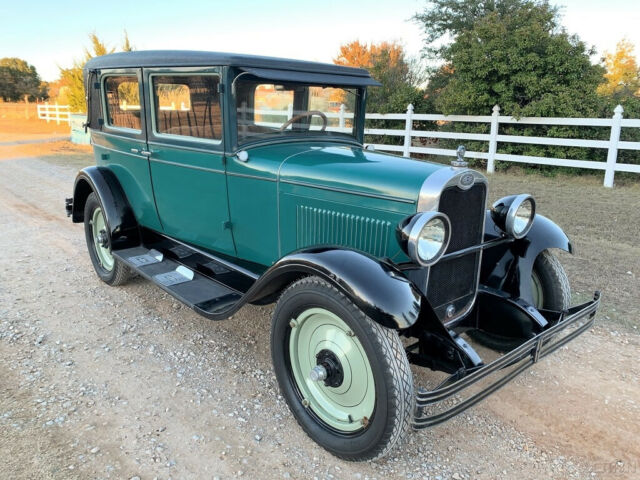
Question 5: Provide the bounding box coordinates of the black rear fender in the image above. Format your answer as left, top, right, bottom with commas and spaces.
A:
71, 166, 140, 249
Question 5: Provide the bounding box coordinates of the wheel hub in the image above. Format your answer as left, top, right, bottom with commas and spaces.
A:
311, 349, 344, 388
97, 230, 109, 248
288, 308, 376, 433
91, 207, 114, 271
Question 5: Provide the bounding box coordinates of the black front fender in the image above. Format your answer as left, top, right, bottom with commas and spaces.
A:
481, 211, 572, 304
71, 166, 140, 249
247, 248, 422, 330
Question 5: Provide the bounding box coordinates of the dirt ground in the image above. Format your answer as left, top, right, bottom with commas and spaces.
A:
0, 123, 639, 480
0, 111, 70, 142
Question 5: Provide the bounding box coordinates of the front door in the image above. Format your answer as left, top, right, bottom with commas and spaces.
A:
144, 68, 235, 256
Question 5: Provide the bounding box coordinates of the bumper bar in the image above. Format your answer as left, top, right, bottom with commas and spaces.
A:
413, 291, 600, 429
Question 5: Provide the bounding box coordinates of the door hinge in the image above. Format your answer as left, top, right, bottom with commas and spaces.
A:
223, 221, 232, 230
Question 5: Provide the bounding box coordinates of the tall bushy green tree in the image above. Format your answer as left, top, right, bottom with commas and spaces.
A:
0, 58, 44, 101
414, 0, 558, 60
416, 1, 603, 117
436, 10, 604, 117
414, 0, 615, 170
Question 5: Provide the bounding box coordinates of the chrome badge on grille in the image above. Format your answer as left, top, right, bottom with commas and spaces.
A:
458, 173, 475, 189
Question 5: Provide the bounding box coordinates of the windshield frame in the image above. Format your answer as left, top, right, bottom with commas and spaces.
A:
228, 68, 367, 151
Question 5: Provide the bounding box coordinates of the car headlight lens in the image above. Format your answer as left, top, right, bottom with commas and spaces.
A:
512, 198, 534, 237
491, 194, 536, 239
397, 212, 451, 266
417, 217, 447, 262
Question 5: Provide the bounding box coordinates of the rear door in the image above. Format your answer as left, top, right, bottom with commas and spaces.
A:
144, 67, 235, 256
93, 69, 162, 231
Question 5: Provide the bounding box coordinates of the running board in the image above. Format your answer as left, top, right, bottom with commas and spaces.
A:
112, 241, 256, 319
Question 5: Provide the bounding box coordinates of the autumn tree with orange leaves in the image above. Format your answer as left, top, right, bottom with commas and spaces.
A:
333, 41, 425, 114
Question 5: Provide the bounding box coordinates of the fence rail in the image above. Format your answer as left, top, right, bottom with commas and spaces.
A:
37, 103, 71, 125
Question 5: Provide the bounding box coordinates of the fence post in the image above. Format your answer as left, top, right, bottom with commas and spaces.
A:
403, 103, 414, 157
604, 105, 623, 188
339, 104, 345, 129
44, 102, 49, 123
487, 105, 500, 173
55, 102, 60, 126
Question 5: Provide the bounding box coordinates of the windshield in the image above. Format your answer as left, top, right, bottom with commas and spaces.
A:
235, 78, 359, 145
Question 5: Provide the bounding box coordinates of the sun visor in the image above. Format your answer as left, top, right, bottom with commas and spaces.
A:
239, 67, 381, 87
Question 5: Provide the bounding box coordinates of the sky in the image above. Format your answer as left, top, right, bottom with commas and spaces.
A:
1, 0, 639, 82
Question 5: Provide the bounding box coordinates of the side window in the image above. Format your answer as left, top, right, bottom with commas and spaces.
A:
104, 76, 141, 131
152, 75, 222, 142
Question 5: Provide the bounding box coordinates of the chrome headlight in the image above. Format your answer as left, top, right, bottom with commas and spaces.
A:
397, 212, 451, 266
491, 194, 536, 239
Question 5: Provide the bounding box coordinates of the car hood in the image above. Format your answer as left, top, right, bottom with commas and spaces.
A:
277, 144, 445, 205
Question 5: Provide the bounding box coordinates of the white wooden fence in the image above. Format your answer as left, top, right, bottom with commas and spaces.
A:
363, 104, 640, 188
37, 103, 71, 125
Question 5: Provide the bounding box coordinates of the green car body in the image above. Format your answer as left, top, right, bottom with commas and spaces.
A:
86, 57, 440, 270
68, 51, 600, 461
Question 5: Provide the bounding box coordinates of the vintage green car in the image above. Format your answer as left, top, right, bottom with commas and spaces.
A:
67, 50, 600, 461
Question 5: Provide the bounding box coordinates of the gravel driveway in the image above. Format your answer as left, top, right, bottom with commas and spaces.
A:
0, 149, 638, 480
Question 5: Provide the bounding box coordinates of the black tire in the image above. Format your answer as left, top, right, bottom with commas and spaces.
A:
84, 192, 131, 286
271, 276, 414, 461
530, 249, 571, 311
469, 250, 571, 351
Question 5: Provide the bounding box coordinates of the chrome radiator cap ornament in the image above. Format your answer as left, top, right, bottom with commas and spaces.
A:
451, 145, 468, 168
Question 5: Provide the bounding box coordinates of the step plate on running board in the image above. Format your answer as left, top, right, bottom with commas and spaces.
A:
127, 249, 163, 267
154, 265, 195, 287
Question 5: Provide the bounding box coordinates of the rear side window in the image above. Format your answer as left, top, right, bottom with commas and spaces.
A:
152, 75, 222, 142
104, 76, 141, 130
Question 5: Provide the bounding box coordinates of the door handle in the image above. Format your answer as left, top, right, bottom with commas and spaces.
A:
130, 148, 151, 157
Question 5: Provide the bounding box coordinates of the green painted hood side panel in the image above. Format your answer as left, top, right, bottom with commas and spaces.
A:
232, 141, 447, 265
278, 145, 444, 204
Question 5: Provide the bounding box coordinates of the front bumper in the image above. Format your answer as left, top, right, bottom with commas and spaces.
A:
413, 291, 600, 429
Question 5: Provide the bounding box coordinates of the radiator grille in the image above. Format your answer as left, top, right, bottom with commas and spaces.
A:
296, 205, 392, 257
426, 253, 479, 307
439, 183, 486, 252
427, 182, 487, 320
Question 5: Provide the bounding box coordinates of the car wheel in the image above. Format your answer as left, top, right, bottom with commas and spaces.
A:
469, 249, 571, 351
84, 192, 131, 286
271, 276, 414, 461
530, 249, 571, 311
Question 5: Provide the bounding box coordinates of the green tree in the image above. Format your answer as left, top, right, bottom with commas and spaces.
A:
434, 8, 603, 117
58, 32, 132, 112
0, 57, 44, 101
413, 0, 613, 171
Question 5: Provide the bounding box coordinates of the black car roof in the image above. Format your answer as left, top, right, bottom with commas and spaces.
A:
85, 50, 373, 78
